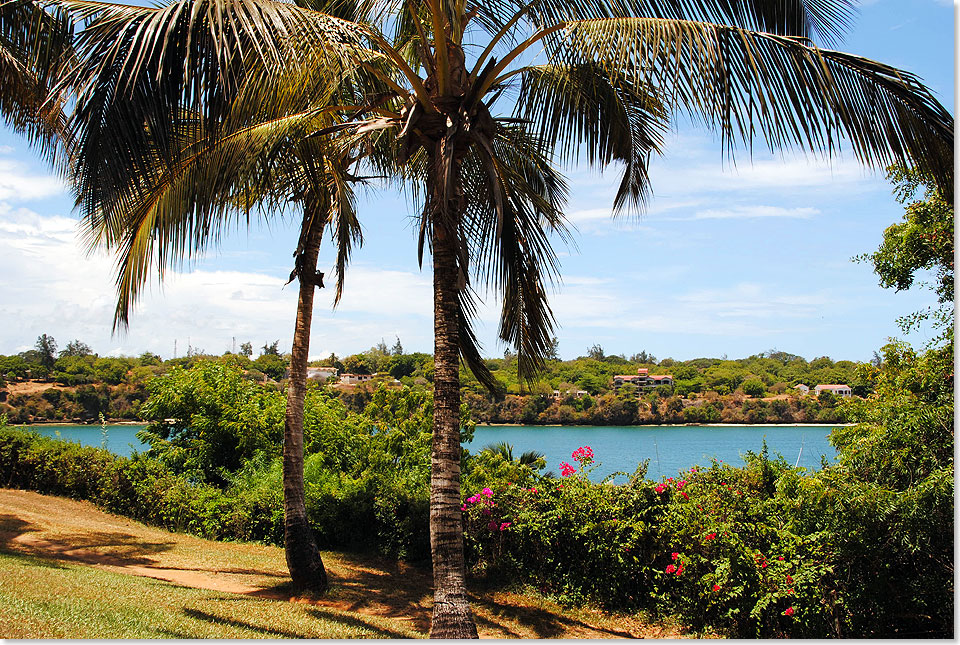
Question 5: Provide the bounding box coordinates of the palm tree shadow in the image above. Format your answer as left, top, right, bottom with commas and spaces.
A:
470, 594, 636, 638
181, 607, 312, 638
0, 513, 175, 568
307, 607, 417, 638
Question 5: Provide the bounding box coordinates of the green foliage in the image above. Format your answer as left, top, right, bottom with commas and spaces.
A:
138, 361, 285, 483
741, 379, 765, 398
251, 353, 286, 380
857, 166, 954, 341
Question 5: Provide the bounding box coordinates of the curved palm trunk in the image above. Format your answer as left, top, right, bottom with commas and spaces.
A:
283, 206, 328, 592
428, 155, 478, 639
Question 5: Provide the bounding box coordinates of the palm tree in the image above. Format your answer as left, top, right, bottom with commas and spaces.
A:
60, 3, 379, 590
59, 0, 952, 637
481, 441, 544, 467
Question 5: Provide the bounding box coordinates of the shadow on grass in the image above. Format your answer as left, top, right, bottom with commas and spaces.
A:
470, 593, 636, 639
1, 526, 175, 567
182, 607, 312, 638
307, 607, 418, 639
0, 548, 70, 570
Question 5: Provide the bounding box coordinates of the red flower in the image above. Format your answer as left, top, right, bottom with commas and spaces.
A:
783, 607, 795, 616
712, 584, 721, 592
675, 563, 683, 575
778, 556, 784, 561
786, 575, 793, 584
665, 564, 677, 574
671, 552, 679, 560
559, 461, 576, 477
705, 533, 716, 541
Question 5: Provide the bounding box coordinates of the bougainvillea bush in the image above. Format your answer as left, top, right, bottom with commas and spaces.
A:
462, 343, 952, 637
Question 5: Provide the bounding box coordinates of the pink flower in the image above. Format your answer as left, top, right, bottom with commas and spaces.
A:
572, 446, 594, 464
680, 491, 689, 499
712, 584, 721, 592
671, 552, 679, 560
783, 607, 794, 616
499, 522, 511, 531
482, 487, 493, 497
705, 533, 716, 541
665, 564, 677, 574
460, 504, 467, 511
467, 495, 478, 504
559, 461, 576, 477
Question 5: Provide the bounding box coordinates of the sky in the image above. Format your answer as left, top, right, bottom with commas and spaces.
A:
0, 0, 954, 363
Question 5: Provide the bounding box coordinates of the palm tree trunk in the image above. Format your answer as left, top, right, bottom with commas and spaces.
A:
283, 206, 328, 592
428, 156, 479, 639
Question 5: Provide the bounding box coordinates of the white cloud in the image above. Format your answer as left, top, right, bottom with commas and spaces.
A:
689, 206, 819, 220
0, 158, 66, 202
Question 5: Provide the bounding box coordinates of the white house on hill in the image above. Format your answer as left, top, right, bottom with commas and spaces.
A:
814, 384, 852, 398
305, 366, 339, 382
340, 373, 375, 385
613, 368, 674, 391
794, 384, 810, 395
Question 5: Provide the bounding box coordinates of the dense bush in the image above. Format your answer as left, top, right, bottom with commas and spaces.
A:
459, 341, 952, 637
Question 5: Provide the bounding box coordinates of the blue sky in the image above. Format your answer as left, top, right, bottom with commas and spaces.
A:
0, 0, 953, 362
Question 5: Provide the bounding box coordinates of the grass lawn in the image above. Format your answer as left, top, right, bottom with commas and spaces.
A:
0, 550, 419, 638
0, 489, 692, 638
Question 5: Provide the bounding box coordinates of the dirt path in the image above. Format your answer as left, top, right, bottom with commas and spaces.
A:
0, 488, 687, 638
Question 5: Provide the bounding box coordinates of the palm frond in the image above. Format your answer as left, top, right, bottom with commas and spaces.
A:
549, 17, 953, 195
512, 62, 667, 213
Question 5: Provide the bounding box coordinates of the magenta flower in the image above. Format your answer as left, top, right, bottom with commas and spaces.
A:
482, 487, 493, 497
499, 522, 511, 531
559, 461, 575, 477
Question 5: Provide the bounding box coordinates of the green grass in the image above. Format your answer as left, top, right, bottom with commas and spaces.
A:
0, 550, 421, 639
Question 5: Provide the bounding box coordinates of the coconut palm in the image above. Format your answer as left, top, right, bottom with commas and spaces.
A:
58, 0, 952, 637
61, 2, 382, 590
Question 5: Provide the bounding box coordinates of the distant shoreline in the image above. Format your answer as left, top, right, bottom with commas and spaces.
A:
15, 420, 853, 428
478, 422, 853, 428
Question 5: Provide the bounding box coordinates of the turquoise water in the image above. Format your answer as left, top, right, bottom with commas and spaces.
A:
472, 424, 837, 481
20, 422, 838, 481
24, 424, 148, 457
